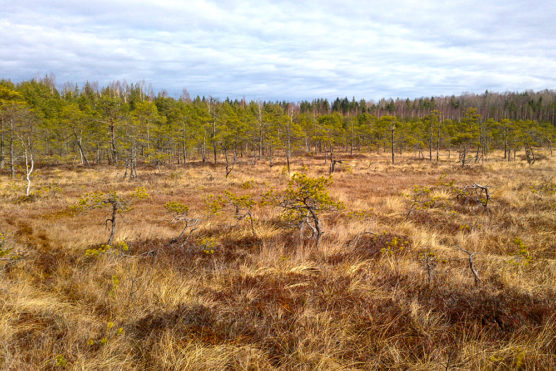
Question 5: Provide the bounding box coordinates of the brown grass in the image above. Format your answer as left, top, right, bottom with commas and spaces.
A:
1, 151, 555, 370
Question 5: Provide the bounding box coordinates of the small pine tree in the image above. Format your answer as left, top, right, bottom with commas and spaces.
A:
278, 172, 343, 247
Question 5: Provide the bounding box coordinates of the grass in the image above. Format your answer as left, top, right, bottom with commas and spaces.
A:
0, 150, 555, 370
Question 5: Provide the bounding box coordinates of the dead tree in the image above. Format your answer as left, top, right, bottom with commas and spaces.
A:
458, 183, 491, 209
173, 217, 200, 244
23, 146, 34, 197
164, 201, 200, 244
457, 246, 481, 286
105, 194, 124, 245
422, 252, 436, 286
224, 148, 235, 178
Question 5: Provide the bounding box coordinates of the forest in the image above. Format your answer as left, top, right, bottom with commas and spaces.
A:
1, 77, 555, 181
0, 77, 555, 370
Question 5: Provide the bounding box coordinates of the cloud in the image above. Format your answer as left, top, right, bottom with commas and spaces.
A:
1, 0, 555, 100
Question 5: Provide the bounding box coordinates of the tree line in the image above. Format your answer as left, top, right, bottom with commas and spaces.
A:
1, 77, 554, 177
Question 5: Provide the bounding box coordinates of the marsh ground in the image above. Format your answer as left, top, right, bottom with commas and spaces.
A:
0, 151, 554, 370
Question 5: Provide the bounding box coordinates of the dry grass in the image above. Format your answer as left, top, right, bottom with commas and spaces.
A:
1, 151, 555, 370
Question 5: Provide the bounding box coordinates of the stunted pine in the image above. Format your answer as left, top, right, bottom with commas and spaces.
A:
278, 172, 343, 247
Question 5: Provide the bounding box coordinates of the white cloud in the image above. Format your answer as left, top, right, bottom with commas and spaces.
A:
1, 0, 555, 100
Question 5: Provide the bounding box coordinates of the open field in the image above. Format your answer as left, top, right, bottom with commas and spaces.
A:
0, 151, 555, 370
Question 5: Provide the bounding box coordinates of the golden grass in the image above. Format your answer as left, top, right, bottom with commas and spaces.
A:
0, 151, 555, 370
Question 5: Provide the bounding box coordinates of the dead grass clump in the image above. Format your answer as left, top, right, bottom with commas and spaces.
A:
130, 303, 219, 344
329, 231, 411, 264
423, 286, 553, 335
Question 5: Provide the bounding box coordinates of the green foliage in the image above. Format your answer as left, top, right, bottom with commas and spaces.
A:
282, 172, 344, 216
164, 201, 189, 215
3, 77, 556, 171
203, 194, 225, 215
511, 237, 532, 266
87, 320, 125, 347
72, 188, 148, 214
0, 232, 22, 261
200, 237, 217, 255
225, 190, 255, 212
85, 241, 129, 257
345, 209, 374, 221
405, 175, 457, 218
70, 191, 106, 213
376, 232, 411, 255
0, 232, 11, 257
529, 179, 556, 196
131, 186, 150, 200
53, 354, 67, 368
34, 184, 63, 198
277, 172, 343, 246
240, 180, 255, 190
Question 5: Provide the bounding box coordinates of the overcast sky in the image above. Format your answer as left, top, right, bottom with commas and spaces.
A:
1, 0, 555, 101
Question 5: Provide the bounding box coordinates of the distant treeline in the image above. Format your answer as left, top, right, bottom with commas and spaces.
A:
0, 76, 554, 173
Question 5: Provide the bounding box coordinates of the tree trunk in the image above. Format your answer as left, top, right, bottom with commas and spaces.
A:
503, 128, 508, 160
74, 130, 90, 166
436, 125, 440, 161
182, 123, 187, 165
200, 132, 205, 162
350, 119, 354, 156
307, 207, 322, 249
0, 117, 4, 169
110, 120, 117, 165
286, 117, 292, 174
258, 125, 263, 160
429, 121, 433, 161
391, 127, 395, 164
9, 118, 15, 178
24, 147, 34, 196
212, 121, 217, 164
107, 200, 118, 245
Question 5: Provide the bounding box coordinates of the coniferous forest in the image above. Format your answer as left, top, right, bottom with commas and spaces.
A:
1, 77, 555, 174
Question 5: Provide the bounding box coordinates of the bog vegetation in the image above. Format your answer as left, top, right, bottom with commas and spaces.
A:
0, 77, 555, 370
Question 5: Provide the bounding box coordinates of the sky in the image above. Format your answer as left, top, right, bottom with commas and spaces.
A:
1, 0, 555, 101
